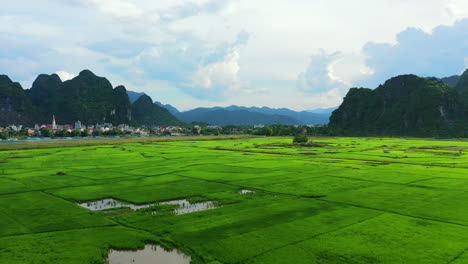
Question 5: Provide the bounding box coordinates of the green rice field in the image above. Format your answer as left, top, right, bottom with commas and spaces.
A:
1, 136, 468, 263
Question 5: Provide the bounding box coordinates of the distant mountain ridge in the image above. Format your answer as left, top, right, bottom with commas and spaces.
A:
155, 101, 180, 115
176, 108, 301, 125
0, 70, 181, 127
176, 106, 330, 125
440, 75, 460, 88
147, 105, 332, 125
218, 105, 332, 124
126, 91, 145, 103
124, 89, 334, 125
306, 107, 337, 114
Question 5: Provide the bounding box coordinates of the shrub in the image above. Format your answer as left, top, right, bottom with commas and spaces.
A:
293, 134, 309, 144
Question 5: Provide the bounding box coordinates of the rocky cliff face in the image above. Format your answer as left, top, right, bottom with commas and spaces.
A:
456, 69, 468, 92
132, 94, 182, 126
111, 85, 133, 124
0, 75, 34, 125
0, 70, 181, 127
28, 74, 62, 107
329, 74, 468, 137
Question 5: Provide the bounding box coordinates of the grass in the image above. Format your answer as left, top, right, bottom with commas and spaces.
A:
1, 136, 468, 263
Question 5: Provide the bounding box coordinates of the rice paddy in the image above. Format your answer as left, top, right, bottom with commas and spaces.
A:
1, 136, 468, 263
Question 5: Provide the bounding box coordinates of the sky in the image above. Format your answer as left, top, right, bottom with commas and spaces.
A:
1, 0, 468, 111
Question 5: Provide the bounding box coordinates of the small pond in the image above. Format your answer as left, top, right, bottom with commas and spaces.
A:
78, 198, 219, 215
159, 199, 219, 215
108, 244, 191, 264
77, 198, 156, 211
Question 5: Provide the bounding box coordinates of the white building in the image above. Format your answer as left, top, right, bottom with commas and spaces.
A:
74, 120, 82, 130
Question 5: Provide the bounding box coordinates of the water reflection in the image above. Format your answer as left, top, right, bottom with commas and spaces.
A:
78, 198, 219, 215
108, 245, 191, 264
160, 199, 218, 215
78, 198, 156, 211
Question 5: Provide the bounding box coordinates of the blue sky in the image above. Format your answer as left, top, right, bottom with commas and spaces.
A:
1, 0, 467, 110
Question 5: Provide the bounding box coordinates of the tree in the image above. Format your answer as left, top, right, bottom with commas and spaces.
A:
92, 130, 103, 136
103, 128, 124, 136
293, 134, 309, 144
70, 130, 81, 137
18, 129, 29, 136
0, 131, 9, 140
54, 129, 68, 137
39, 127, 54, 137
264, 127, 273, 136
148, 128, 157, 135
81, 129, 89, 137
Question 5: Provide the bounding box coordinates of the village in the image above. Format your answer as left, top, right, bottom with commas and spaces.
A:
0, 115, 224, 139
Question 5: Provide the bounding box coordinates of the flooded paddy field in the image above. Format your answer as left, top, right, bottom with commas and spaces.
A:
77, 198, 219, 215
108, 244, 191, 264
1, 136, 468, 263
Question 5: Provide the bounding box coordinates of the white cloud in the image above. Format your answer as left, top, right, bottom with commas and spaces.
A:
296, 50, 346, 94
55, 71, 76, 81
447, 0, 468, 19
189, 49, 241, 99
358, 19, 468, 87
77, 0, 144, 18
1, 0, 467, 110
0, 15, 60, 38
328, 53, 374, 86
160, 0, 237, 22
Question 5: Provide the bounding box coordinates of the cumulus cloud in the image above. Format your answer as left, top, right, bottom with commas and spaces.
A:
72, 0, 236, 24
295, 50, 374, 108
359, 19, 468, 87
55, 71, 76, 81
188, 49, 241, 100
447, 0, 468, 20
119, 30, 249, 100
296, 50, 348, 94
74, 0, 144, 18
1, 1, 468, 109
160, 0, 237, 22
297, 18, 468, 99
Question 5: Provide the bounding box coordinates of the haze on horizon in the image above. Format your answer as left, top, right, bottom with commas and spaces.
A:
2, 0, 468, 111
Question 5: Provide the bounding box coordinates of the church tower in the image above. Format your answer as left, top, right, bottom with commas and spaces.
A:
52, 115, 57, 130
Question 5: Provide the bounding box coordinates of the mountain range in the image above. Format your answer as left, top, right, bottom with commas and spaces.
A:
128, 91, 333, 126
171, 106, 333, 125
0, 69, 333, 127
0, 70, 180, 127
329, 69, 468, 137
4, 67, 466, 134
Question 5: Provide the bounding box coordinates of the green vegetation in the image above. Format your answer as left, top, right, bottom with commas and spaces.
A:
132, 94, 183, 126
0, 70, 181, 127
0, 75, 35, 125
330, 71, 468, 137
292, 134, 309, 144
1, 136, 468, 263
